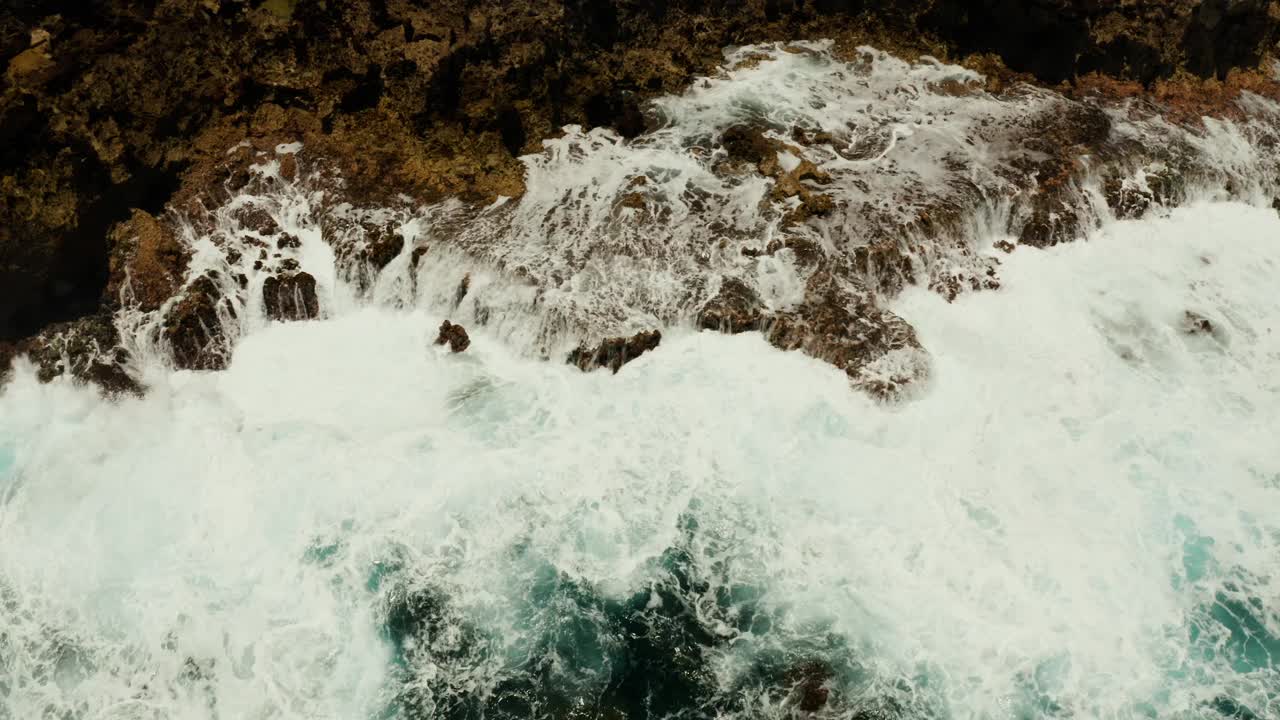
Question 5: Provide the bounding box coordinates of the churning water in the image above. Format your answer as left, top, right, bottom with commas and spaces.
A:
3, 201, 1278, 720
2, 42, 1279, 720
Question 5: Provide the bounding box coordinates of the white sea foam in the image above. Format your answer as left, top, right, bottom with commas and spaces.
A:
2, 201, 1278, 719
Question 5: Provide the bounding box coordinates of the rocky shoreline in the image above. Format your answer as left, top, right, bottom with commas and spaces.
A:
4, 1, 1280, 397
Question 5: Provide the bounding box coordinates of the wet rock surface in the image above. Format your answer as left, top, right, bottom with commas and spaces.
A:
434, 320, 471, 353
568, 330, 662, 374
3, 2, 1280, 397
104, 210, 190, 311
0, 313, 140, 396
3, 0, 1278, 345
262, 272, 320, 322
162, 272, 235, 371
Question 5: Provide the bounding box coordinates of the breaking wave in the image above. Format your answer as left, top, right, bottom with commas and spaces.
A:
2, 42, 1279, 720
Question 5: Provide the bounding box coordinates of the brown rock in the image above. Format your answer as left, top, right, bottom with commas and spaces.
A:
698, 278, 765, 334
435, 320, 471, 353
721, 124, 777, 165
365, 225, 404, 270
568, 330, 661, 373
105, 210, 190, 311
235, 206, 280, 236
766, 273, 928, 399
263, 272, 320, 321
163, 272, 234, 371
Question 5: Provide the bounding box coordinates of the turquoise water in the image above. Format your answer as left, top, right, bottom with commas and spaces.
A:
0, 198, 1278, 720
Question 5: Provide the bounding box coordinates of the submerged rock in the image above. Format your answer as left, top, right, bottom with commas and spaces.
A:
435, 320, 471, 353
262, 272, 320, 322
567, 330, 661, 373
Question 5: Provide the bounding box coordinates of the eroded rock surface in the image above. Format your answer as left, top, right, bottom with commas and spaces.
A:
163, 272, 235, 371
435, 320, 471, 353
263, 272, 320, 322
3, 2, 1280, 396
4, 0, 1279, 345
568, 331, 662, 373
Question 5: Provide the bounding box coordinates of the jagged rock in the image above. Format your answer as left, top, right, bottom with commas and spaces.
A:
4, 0, 1278, 353
697, 271, 928, 399
233, 205, 279, 236
721, 124, 778, 165
1018, 197, 1084, 248
1104, 168, 1186, 220
698, 278, 766, 334
453, 274, 471, 309
765, 273, 928, 399
262, 272, 320, 322
1, 313, 141, 395
163, 272, 234, 371
365, 225, 404, 269
568, 330, 661, 373
435, 320, 471, 353
104, 210, 189, 311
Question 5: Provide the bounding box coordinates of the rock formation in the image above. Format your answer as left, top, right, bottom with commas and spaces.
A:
435, 320, 471, 353
262, 271, 320, 322
3, 1, 1279, 394
568, 330, 662, 373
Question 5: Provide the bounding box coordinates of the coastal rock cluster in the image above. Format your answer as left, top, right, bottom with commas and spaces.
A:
3, 0, 1280, 395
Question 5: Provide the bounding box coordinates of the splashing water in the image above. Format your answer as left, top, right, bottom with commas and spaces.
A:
3, 200, 1278, 719
3, 40, 1280, 720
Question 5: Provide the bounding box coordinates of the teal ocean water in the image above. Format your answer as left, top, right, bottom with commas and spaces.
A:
1, 202, 1277, 719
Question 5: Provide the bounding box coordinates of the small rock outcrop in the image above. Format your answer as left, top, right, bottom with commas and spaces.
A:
104, 209, 189, 311
568, 330, 662, 373
435, 320, 471, 353
0, 313, 140, 396
698, 272, 929, 399
163, 272, 235, 371
698, 278, 767, 334
262, 272, 320, 322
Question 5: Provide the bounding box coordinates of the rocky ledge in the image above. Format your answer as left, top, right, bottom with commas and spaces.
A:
3, 1, 1280, 397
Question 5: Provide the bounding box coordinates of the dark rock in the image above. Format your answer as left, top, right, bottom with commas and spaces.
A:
163, 272, 233, 371
435, 320, 471, 353
698, 278, 765, 334
784, 659, 834, 712
568, 330, 661, 373
234, 205, 279, 236
410, 246, 429, 270
263, 272, 320, 322
1018, 197, 1082, 248
765, 272, 928, 399
365, 225, 404, 270
276, 233, 301, 250
453, 273, 471, 309
0, 313, 141, 396
1182, 310, 1217, 336
722, 124, 776, 165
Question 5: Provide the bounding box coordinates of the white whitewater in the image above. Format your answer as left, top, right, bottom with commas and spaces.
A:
2, 41, 1280, 720
2, 201, 1278, 719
